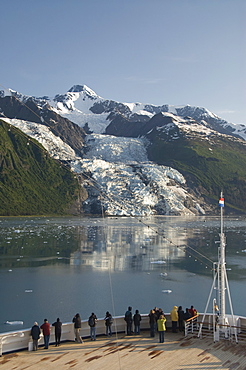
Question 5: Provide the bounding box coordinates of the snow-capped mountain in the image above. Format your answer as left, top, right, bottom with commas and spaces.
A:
2, 85, 245, 140
0, 84, 246, 215
47, 85, 246, 140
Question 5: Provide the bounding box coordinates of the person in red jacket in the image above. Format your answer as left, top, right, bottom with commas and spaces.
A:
189, 306, 197, 317
40, 319, 51, 349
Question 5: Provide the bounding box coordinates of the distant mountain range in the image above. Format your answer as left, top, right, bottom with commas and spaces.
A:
0, 85, 245, 215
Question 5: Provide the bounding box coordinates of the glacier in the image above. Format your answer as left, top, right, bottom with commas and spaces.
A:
2, 117, 204, 216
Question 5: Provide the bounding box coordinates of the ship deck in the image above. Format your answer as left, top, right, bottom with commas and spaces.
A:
1, 330, 246, 370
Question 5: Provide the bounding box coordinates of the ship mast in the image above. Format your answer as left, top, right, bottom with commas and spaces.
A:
198, 192, 237, 341
218, 191, 226, 326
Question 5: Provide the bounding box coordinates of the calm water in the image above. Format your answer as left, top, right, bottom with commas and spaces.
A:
0, 215, 245, 333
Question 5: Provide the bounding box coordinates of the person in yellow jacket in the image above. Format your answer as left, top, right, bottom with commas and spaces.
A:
170, 306, 178, 333
157, 314, 166, 343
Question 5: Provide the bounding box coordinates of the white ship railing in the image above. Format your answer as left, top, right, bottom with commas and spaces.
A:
1, 313, 246, 356
185, 314, 246, 344
0, 315, 151, 356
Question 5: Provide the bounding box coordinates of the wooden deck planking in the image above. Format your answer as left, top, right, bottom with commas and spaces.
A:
0, 331, 245, 370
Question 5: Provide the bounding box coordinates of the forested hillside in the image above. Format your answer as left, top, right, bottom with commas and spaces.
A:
0, 120, 84, 216
147, 128, 246, 212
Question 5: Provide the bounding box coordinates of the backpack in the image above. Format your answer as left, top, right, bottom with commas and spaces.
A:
88, 316, 95, 327
124, 311, 132, 323
105, 315, 113, 326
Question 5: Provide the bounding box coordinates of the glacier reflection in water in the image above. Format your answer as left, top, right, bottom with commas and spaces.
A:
0, 215, 245, 333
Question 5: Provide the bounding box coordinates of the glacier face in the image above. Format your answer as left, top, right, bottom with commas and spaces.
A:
80, 159, 191, 216
2, 116, 204, 216
71, 134, 204, 216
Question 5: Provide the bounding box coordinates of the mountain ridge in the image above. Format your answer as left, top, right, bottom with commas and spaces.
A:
1, 85, 245, 140
0, 85, 246, 215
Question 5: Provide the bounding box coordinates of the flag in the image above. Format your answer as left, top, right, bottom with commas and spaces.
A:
219, 197, 224, 207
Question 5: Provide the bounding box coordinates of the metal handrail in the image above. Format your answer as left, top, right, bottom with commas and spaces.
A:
185, 316, 245, 344
184, 315, 199, 336
184, 314, 199, 323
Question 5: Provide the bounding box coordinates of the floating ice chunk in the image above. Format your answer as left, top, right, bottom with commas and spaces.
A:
5, 321, 24, 325
151, 260, 166, 264
162, 290, 172, 294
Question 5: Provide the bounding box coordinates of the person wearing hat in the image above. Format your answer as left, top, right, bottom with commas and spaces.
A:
170, 306, 178, 333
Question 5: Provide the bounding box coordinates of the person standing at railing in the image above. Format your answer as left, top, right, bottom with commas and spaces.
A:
154, 307, 159, 332
30, 322, 41, 351
149, 309, 156, 337
183, 308, 192, 333
170, 306, 178, 333
88, 313, 97, 341
189, 306, 197, 317
178, 306, 185, 332
124, 306, 133, 335
40, 319, 50, 349
157, 308, 164, 319
72, 313, 83, 343
183, 308, 191, 320
104, 311, 113, 336
157, 314, 166, 343
52, 318, 62, 347
133, 309, 141, 335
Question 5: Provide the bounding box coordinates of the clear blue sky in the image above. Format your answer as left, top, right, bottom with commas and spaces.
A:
1, 0, 245, 124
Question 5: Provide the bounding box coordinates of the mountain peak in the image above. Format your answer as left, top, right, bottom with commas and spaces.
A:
0, 88, 18, 98
68, 85, 86, 93
68, 84, 99, 98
